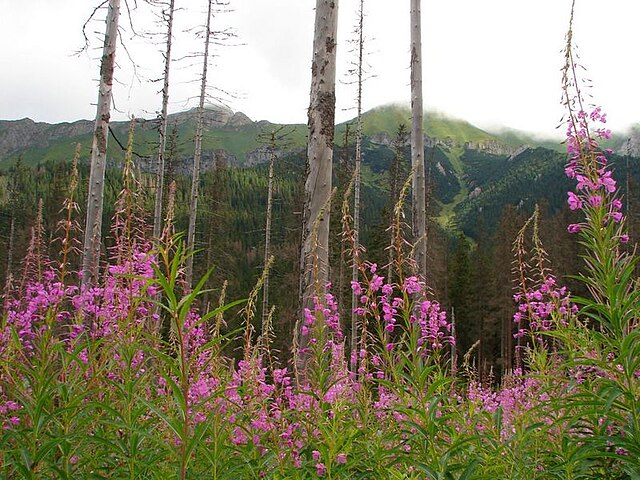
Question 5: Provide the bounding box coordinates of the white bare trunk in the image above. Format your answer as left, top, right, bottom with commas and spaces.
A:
410, 0, 426, 279
185, 0, 213, 288
5, 215, 15, 285
153, 0, 176, 240
299, 0, 339, 356
350, 0, 364, 373
262, 138, 276, 325
82, 0, 121, 286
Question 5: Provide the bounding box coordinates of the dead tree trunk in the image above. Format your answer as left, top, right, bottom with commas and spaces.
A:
387, 123, 408, 283
298, 0, 339, 361
153, 0, 176, 240
350, 0, 365, 373
261, 130, 277, 326
82, 0, 121, 286
185, 0, 213, 287
410, 0, 426, 280
5, 216, 15, 285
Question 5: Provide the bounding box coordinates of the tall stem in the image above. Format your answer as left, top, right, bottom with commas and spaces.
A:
82, 0, 121, 286
153, 0, 176, 239
262, 133, 276, 325
350, 0, 365, 373
410, 0, 426, 279
298, 0, 339, 367
186, 0, 213, 287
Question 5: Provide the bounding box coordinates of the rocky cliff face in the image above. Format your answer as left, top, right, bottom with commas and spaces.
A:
166, 104, 240, 129
368, 131, 517, 155
464, 139, 516, 156
0, 118, 93, 157
0, 104, 255, 162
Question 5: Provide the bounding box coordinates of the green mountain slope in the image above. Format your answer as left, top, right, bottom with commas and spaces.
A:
335, 104, 498, 145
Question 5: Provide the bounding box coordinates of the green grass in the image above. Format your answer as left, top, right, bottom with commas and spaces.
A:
339, 104, 499, 145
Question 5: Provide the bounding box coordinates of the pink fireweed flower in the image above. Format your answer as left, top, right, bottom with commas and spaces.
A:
588, 195, 602, 207
402, 276, 422, 295
567, 191, 582, 210
610, 211, 623, 223
336, 453, 347, 464
381, 283, 393, 296
513, 275, 574, 339
370, 274, 384, 292
600, 170, 616, 193
303, 308, 315, 326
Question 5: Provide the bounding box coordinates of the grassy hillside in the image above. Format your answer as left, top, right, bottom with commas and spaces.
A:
337, 104, 499, 145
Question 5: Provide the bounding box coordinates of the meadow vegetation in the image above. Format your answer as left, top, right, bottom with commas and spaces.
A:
1, 7, 639, 480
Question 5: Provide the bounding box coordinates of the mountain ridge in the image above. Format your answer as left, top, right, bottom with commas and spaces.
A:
0, 103, 558, 166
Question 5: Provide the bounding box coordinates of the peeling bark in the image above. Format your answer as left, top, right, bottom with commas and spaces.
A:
82, 0, 121, 286
298, 0, 339, 362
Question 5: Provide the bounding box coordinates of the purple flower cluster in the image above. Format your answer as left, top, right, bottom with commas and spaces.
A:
302, 287, 343, 342
513, 275, 577, 339
2, 270, 77, 355
351, 273, 454, 356
565, 107, 627, 240
467, 369, 546, 438
0, 399, 22, 430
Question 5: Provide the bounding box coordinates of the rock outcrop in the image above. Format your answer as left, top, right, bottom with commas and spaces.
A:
0, 118, 93, 157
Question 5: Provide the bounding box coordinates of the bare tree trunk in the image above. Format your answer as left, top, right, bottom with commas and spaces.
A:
451, 306, 457, 375
185, 0, 213, 288
5, 215, 15, 285
350, 0, 365, 373
153, 0, 176, 240
82, 0, 121, 286
298, 0, 339, 360
337, 123, 351, 324
262, 131, 276, 326
388, 123, 408, 283
410, 0, 426, 279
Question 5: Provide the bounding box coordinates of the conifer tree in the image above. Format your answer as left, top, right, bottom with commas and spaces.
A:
258, 126, 291, 327
387, 123, 409, 282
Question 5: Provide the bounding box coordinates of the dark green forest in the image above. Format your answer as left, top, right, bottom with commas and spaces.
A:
2, 108, 640, 378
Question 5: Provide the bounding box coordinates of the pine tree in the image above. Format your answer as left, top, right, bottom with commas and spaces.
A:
387, 123, 409, 282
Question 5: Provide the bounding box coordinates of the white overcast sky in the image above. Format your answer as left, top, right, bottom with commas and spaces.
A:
1, 0, 639, 136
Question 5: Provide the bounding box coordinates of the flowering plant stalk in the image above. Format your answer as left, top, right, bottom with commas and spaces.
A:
538, 2, 640, 475
144, 234, 243, 479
